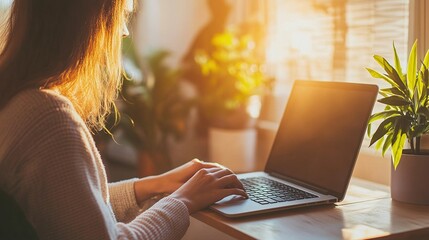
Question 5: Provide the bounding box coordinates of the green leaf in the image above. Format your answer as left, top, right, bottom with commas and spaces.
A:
380, 87, 408, 99
391, 130, 406, 169
366, 68, 398, 88
413, 87, 420, 113
377, 96, 410, 106
382, 133, 393, 157
367, 122, 372, 137
375, 136, 385, 150
373, 55, 407, 91
418, 67, 428, 104
369, 116, 398, 146
424, 65, 429, 87
407, 40, 418, 95
419, 48, 429, 74
379, 91, 388, 98
368, 110, 402, 125
393, 42, 404, 82
391, 118, 401, 144
420, 64, 429, 107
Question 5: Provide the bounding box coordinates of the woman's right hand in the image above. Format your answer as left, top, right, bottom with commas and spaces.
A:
169, 167, 248, 214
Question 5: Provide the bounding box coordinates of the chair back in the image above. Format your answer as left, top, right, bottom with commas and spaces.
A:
0, 189, 38, 239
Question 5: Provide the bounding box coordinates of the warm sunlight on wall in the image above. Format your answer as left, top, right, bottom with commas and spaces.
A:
0, 0, 12, 8
265, 0, 409, 95
266, 0, 334, 93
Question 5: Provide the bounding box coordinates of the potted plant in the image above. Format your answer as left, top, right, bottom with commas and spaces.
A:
96, 37, 192, 177
194, 29, 271, 172
367, 40, 429, 204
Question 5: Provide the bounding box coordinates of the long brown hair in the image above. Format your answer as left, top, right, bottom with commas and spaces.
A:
0, 0, 130, 131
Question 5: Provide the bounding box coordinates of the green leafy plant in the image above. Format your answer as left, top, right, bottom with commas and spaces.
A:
367, 40, 429, 169
194, 29, 271, 128
120, 50, 191, 157
97, 37, 192, 173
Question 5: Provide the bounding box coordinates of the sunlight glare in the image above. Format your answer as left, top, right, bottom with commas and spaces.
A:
246, 95, 262, 119
342, 225, 388, 239
291, 31, 312, 56
0, 0, 12, 8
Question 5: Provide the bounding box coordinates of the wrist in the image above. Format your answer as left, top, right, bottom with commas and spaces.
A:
169, 192, 192, 214
134, 175, 166, 203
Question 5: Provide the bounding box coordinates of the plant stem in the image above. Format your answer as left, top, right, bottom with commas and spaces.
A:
410, 137, 415, 152
416, 136, 421, 154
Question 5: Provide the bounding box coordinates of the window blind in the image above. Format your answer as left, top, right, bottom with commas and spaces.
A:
265, 0, 409, 93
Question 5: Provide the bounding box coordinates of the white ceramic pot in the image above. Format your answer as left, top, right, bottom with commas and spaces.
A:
208, 127, 257, 173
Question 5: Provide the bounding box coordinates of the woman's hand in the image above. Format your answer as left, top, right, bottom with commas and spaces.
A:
158, 159, 224, 193
169, 167, 248, 214
133, 159, 224, 203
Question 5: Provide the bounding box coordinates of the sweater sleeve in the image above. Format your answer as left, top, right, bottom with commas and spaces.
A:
10, 93, 190, 240
117, 197, 190, 240
108, 179, 142, 223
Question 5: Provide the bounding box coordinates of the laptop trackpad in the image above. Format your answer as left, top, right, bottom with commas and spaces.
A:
215, 195, 248, 205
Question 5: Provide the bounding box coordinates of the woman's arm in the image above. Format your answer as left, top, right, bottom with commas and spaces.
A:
108, 159, 223, 222
108, 175, 173, 223
11, 94, 190, 240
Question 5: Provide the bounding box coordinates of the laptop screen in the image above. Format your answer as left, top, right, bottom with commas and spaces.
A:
265, 80, 377, 200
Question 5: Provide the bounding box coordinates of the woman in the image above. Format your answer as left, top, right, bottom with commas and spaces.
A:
0, 0, 247, 239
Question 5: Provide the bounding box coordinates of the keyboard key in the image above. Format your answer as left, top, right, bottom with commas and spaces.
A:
241, 177, 318, 205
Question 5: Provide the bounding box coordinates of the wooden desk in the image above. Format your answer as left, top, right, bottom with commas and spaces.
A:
190, 178, 429, 239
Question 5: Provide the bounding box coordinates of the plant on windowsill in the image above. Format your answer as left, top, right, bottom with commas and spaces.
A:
366, 40, 429, 204
194, 29, 272, 171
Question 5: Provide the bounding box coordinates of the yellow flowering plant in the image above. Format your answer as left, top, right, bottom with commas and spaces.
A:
195, 30, 270, 128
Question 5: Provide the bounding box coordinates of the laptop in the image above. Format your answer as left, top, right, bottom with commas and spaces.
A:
210, 80, 378, 217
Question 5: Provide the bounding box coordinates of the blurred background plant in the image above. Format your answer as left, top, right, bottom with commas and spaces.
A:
194, 29, 272, 129
96, 37, 192, 177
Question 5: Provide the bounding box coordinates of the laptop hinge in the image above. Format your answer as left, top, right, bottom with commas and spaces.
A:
268, 172, 332, 196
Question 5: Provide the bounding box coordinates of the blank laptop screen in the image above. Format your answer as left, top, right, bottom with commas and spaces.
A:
265, 81, 377, 199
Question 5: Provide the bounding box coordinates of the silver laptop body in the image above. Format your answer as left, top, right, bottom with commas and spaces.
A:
211, 80, 378, 217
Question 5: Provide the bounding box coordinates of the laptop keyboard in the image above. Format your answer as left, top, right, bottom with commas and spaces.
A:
241, 177, 318, 205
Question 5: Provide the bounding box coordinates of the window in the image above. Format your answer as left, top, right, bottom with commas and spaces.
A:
256, 0, 409, 152
265, 0, 409, 93
0, 0, 11, 26
0, 0, 12, 12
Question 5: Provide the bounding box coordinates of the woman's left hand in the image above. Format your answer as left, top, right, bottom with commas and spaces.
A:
133, 159, 223, 203
158, 158, 223, 193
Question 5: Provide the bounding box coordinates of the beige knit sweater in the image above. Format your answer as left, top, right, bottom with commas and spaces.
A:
0, 89, 190, 239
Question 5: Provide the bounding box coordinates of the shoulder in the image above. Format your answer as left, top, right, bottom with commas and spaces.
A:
0, 88, 89, 147
14, 88, 75, 113
1, 89, 97, 175
0, 89, 96, 191
3, 89, 83, 127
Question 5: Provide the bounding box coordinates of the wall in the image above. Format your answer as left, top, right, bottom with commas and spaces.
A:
134, 0, 210, 67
